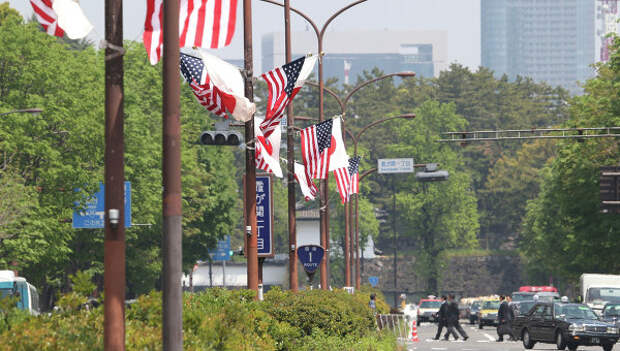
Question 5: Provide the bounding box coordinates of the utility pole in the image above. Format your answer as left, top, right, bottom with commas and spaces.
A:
103, 0, 125, 349
243, 0, 259, 295
284, 0, 298, 292
162, 0, 183, 348
392, 177, 397, 307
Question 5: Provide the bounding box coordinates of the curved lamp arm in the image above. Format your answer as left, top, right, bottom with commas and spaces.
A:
259, 0, 320, 38
355, 114, 416, 143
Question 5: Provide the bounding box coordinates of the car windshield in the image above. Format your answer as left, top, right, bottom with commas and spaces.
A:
0, 288, 13, 299
587, 288, 620, 303
471, 302, 480, 309
420, 301, 441, 308
555, 304, 599, 320
482, 301, 500, 309
516, 301, 536, 315
603, 304, 620, 317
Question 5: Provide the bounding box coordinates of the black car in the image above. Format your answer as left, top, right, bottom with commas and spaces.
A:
512, 302, 619, 351
468, 301, 480, 325
601, 303, 620, 327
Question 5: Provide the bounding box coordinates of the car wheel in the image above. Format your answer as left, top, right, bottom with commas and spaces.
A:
556, 331, 566, 350
522, 329, 535, 349
567, 344, 577, 351
602, 344, 613, 351
478, 322, 483, 329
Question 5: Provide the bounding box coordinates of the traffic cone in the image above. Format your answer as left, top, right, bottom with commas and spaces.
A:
410, 320, 419, 342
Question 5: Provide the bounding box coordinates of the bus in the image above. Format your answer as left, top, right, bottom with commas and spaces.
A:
0, 270, 40, 315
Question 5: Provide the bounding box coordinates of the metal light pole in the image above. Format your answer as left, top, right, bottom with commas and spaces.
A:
104, 0, 125, 349
162, 0, 182, 347
283, 0, 298, 292
243, 0, 259, 295
306, 72, 414, 287
260, 0, 367, 291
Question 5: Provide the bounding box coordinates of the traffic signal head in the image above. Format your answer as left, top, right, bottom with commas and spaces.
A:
199, 131, 243, 146
416, 164, 449, 182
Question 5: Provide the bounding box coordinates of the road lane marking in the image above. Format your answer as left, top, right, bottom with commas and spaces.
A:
483, 333, 495, 341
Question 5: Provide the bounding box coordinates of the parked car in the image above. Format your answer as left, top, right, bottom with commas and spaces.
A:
417, 298, 442, 325
468, 300, 481, 324
512, 302, 619, 351
478, 299, 500, 329
601, 303, 620, 327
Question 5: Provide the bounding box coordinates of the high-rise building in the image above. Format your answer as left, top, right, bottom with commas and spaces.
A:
262, 30, 448, 86
481, 0, 595, 95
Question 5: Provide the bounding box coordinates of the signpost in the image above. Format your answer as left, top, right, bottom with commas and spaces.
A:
73, 182, 131, 228
378, 158, 415, 174
208, 235, 231, 261
600, 166, 620, 214
297, 245, 325, 289
255, 175, 274, 257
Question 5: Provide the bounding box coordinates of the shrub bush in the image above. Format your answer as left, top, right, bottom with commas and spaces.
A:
0, 288, 396, 350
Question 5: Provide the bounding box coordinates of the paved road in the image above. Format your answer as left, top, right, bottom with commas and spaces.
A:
405, 321, 617, 351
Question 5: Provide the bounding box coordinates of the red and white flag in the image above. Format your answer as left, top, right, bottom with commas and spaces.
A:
255, 116, 282, 178
144, 0, 238, 65
180, 52, 254, 122
30, 0, 93, 39
300, 119, 333, 179
294, 162, 317, 201
333, 166, 351, 204
348, 156, 361, 195
260, 55, 317, 138
327, 118, 349, 172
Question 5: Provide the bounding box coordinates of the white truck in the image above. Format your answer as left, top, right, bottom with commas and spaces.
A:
580, 273, 620, 315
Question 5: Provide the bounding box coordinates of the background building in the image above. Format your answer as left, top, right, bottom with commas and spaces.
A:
481, 0, 596, 95
262, 30, 448, 85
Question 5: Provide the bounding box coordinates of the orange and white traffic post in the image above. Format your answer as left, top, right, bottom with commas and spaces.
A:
410, 319, 419, 342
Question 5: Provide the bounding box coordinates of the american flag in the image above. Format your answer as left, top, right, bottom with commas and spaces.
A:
180, 53, 232, 118
348, 156, 361, 195
260, 56, 317, 137
144, 0, 238, 65
333, 166, 351, 204
30, 0, 64, 37
255, 117, 282, 177
294, 162, 318, 201
300, 119, 333, 179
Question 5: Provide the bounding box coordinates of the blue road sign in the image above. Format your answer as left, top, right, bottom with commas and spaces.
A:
208, 235, 231, 261
72, 182, 131, 229
368, 276, 379, 287
297, 245, 324, 274
256, 175, 273, 257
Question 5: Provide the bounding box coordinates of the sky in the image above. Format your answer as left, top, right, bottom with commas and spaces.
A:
7, 0, 481, 70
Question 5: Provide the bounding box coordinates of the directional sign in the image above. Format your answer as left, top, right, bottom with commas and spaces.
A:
256, 175, 274, 257
208, 235, 231, 261
378, 158, 414, 174
368, 276, 379, 287
72, 182, 131, 229
297, 245, 324, 274
600, 166, 620, 214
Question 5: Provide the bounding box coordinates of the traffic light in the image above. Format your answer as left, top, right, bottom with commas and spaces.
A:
199, 131, 243, 146
415, 163, 449, 182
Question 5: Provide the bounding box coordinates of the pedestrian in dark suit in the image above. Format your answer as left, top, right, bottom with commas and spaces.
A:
434, 295, 448, 340
497, 295, 516, 341
445, 294, 469, 341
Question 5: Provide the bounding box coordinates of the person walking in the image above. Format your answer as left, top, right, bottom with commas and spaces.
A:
497, 295, 516, 341
434, 295, 448, 340
445, 294, 469, 341
369, 293, 377, 315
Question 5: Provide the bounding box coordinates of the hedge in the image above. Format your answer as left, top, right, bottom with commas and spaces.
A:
0, 287, 400, 351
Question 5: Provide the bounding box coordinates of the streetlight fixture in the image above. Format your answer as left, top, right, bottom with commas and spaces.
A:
0, 108, 43, 116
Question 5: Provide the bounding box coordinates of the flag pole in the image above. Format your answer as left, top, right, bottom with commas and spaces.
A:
104, 0, 126, 349
243, 0, 259, 296
284, 0, 298, 293
162, 0, 183, 347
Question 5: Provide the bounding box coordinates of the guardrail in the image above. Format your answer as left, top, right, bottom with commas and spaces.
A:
376, 314, 411, 341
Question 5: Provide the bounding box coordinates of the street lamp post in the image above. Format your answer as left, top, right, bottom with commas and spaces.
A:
306, 73, 415, 287
260, 0, 368, 290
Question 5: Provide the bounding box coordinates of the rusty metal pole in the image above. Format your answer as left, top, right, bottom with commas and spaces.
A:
354, 193, 360, 289
162, 0, 183, 348
344, 201, 350, 286
317, 38, 329, 291
243, 0, 259, 295
284, 0, 298, 292
104, 0, 125, 349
